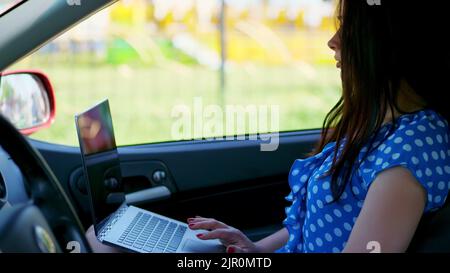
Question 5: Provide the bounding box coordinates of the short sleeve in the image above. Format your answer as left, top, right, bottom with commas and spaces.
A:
358, 112, 450, 213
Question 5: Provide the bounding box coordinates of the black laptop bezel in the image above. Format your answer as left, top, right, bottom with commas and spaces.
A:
75, 99, 125, 236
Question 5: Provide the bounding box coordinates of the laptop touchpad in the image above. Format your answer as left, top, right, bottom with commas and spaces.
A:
182, 239, 225, 253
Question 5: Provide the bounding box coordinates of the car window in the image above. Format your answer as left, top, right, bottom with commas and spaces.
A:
9, 0, 340, 147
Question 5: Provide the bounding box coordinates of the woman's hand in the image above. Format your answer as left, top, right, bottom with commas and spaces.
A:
187, 216, 260, 253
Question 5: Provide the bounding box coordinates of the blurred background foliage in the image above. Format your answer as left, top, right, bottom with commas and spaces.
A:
8, 0, 341, 146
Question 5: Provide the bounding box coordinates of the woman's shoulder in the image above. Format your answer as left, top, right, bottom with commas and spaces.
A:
358, 109, 450, 212
358, 109, 449, 172
382, 109, 449, 147
397, 108, 448, 130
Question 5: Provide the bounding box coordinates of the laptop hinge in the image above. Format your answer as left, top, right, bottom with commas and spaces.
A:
96, 203, 129, 242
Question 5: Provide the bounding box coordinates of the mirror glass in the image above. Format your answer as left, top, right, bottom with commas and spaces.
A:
0, 73, 51, 130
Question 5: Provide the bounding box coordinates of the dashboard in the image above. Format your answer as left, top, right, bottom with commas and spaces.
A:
0, 147, 30, 209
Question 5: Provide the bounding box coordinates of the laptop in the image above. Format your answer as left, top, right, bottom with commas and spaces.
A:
75, 99, 224, 253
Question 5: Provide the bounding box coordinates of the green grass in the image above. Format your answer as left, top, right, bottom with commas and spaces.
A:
13, 61, 341, 146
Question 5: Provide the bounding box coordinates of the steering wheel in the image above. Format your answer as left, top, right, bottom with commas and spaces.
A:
0, 115, 92, 253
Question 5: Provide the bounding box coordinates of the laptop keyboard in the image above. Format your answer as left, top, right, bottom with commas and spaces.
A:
117, 212, 187, 253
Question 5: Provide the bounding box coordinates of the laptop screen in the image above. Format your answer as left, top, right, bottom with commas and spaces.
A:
75, 100, 124, 234
76, 100, 116, 156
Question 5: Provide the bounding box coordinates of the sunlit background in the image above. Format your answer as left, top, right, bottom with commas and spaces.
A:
8, 0, 341, 146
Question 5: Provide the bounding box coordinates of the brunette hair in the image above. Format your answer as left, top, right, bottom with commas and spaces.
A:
315, 0, 450, 202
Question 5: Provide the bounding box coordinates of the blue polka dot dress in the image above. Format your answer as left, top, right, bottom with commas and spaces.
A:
277, 109, 450, 253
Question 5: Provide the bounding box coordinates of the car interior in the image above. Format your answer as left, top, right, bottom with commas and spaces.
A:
0, 0, 450, 253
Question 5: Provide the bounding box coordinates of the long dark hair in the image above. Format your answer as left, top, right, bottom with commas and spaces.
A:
314, 0, 450, 202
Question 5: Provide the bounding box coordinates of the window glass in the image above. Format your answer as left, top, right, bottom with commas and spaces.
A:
9, 0, 340, 146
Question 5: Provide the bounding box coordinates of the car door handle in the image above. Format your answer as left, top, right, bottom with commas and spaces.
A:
125, 186, 171, 206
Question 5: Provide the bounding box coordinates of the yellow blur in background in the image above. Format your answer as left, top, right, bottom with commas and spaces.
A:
11, 0, 341, 146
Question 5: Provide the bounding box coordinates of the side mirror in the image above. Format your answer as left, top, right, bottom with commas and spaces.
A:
0, 70, 56, 135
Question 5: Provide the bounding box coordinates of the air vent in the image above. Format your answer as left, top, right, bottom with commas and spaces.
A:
0, 171, 6, 199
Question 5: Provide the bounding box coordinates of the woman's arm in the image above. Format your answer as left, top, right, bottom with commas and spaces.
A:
254, 228, 289, 253
343, 167, 427, 253
189, 217, 288, 253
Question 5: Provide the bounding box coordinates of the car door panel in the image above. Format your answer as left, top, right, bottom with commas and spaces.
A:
31, 130, 321, 240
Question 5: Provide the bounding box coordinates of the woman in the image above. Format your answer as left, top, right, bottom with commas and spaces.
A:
188, 1, 450, 253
